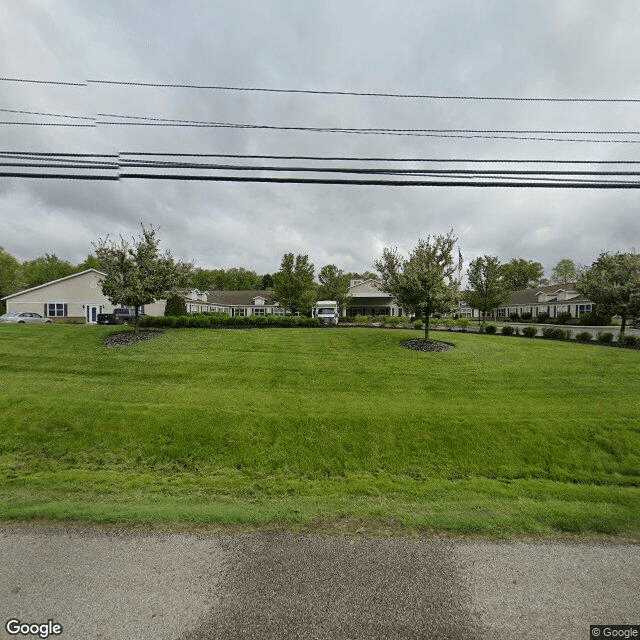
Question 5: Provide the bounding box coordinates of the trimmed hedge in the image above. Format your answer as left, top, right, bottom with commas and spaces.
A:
575, 331, 593, 343
501, 325, 515, 336
483, 324, 497, 334
597, 332, 614, 344
522, 326, 538, 338
139, 314, 324, 329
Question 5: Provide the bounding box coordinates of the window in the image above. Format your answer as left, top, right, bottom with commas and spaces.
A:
232, 308, 246, 317
45, 303, 67, 317
272, 307, 285, 316
253, 307, 265, 316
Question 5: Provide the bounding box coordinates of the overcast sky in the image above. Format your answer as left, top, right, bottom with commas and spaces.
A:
1, 0, 640, 279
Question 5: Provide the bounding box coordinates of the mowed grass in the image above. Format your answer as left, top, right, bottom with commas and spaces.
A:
0, 324, 638, 537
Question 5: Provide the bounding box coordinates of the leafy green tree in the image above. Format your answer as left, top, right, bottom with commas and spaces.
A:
550, 258, 578, 285
577, 251, 640, 336
317, 264, 352, 310
272, 253, 315, 315
94, 225, 193, 332
21, 254, 75, 288
464, 255, 510, 326
500, 258, 547, 291
224, 267, 262, 290
75, 254, 102, 272
164, 293, 188, 316
0, 247, 23, 313
261, 273, 274, 289
374, 231, 460, 340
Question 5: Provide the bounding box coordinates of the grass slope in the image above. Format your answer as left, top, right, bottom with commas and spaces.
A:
1, 325, 638, 537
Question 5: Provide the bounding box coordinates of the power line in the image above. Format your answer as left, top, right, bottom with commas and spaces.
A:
0, 77, 86, 87
85, 79, 640, 103
4, 171, 640, 187
3, 75, 640, 103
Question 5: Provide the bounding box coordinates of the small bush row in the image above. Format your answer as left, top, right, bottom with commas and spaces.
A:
139, 314, 324, 329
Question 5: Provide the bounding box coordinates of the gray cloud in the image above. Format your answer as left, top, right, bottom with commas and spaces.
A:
1, 0, 639, 279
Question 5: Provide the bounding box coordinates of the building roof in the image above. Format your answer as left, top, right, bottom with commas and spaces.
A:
206, 290, 277, 306
503, 282, 591, 306
1, 269, 106, 301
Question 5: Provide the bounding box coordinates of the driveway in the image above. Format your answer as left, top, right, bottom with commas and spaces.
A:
0, 526, 637, 639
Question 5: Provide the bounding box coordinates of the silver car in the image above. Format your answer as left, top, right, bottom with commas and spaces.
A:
0, 312, 53, 324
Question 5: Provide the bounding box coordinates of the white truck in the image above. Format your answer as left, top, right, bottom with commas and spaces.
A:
312, 300, 339, 325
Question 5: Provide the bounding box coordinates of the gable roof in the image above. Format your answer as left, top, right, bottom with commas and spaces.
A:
503, 282, 591, 306
206, 290, 277, 306
1, 269, 106, 301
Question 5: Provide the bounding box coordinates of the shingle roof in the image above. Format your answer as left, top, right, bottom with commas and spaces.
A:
503, 283, 591, 306
206, 290, 277, 306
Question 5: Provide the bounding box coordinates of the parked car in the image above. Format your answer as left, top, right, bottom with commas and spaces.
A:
96, 308, 136, 325
0, 312, 52, 324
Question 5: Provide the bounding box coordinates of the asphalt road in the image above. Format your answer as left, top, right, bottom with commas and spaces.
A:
0, 526, 637, 640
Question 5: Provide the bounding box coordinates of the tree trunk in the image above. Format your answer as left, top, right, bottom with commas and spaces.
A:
619, 313, 627, 338
134, 306, 140, 334
424, 303, 431, 341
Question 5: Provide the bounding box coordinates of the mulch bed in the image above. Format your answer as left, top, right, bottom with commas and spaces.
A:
401, 338, 454, 353
104, 332, 163, 348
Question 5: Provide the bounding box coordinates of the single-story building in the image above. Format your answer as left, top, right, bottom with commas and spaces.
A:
344, 279, 404, 317
1, 269, 166, 323
180, 289, 286, 317
461, 283, 594, 320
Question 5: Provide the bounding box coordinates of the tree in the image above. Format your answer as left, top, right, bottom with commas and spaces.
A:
577, 251, 640, 336
272, 253, 315, 315
75, 254, 101, 272
94, 225, 192, 332
0, 247, 23, 313
550, 258, 578, 285
164, 293, 187, 316
21, 254, 75, 288
317, 264, 352, 311
374, 231, 460, 340
500, 258, 547, 291
464, 255, 510, 326
261, 273, 274, 289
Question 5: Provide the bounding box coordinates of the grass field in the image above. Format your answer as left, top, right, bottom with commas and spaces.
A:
1, 324, 638, 537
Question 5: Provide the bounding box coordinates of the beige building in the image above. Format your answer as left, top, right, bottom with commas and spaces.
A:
2, 269, 166, 323
345, 279, 403, 317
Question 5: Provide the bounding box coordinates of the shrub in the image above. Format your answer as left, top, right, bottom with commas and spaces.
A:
501, 325, 515, 336
542, 327, 568, 340
579, 311, 612, 326
575, 331, 593, 342
597, 332, 614, 344
442, 318, 456, 331
354, 314, 370, 324
457, 318, 470, 331
413, 320, 423, 330
164, 294, 187, 316
339, 316, 354, 323
555, 312, 572, 325
621, 334, 638, 347
521, 312, 533, 321
484, 324, 497, 334
513, 326, 520, 336
536, 312, 551, 323
522, 326, 538, 338
509, 313, 520, 322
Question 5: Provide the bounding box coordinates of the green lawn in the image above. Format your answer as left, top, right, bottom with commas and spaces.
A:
1, 324, 639, 537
